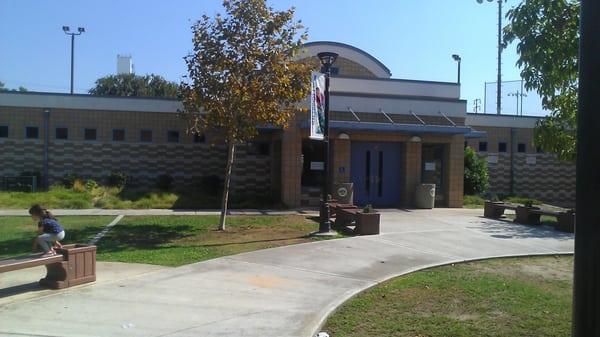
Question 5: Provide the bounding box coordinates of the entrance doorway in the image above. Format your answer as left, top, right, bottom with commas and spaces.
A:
351, 142, 401, 207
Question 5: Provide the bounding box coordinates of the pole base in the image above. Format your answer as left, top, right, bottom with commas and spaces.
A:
309, 230, 338, 237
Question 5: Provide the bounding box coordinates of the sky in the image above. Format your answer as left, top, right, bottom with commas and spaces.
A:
0, 0, 545, 116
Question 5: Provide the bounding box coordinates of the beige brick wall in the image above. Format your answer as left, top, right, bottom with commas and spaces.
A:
304, 56, 377, 77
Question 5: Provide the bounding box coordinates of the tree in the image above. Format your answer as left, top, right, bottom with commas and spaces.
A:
464, 146, 489, 195
0, 81, 27, 92
89, 74, 179, 98
504, 0, 579, 161
180, 0, 312, 230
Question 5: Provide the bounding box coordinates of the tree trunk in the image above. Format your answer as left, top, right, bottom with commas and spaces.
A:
218, 142, 236, 231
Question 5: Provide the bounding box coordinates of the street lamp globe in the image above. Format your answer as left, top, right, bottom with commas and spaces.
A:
78, 27, 85, 33
62, 26, 70, 32
452, 54, 461, 62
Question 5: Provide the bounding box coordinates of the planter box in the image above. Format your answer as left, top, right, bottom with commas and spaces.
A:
356, 212, 380, 235
515, 206, 541, 225
555, 211, 575, 233
40, 244, 96, 289
484, 201, 505, 218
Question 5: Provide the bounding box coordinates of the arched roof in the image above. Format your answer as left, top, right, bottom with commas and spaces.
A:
298, 41, 392, 78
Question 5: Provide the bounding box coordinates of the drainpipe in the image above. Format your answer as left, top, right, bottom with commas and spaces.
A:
43, 108, 50, 189
510, 128, 515, 196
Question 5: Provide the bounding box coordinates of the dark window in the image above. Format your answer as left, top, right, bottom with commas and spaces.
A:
140, 130, 153, 142
167, 130, 179, 143
55, 127, 68, 140
498, 142, 507, 153
536, 146, 543, 154
26, 126, 39, 139
0, 125, 7, 138
84, 128, 97, 141
478, 141, 488, 152
113, 129, 125, 142
193, 133, 206, 143
258, 142, 270, 156
518, 143, 526, 153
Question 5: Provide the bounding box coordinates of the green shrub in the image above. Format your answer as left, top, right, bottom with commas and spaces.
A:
504, 196, 543, 205
156, 174, 174, 191
464, 147, 489, 195
85, 179, 98, 191
463, 194, 485, 207
107, 171, 128, 188
61, 172, 81, 188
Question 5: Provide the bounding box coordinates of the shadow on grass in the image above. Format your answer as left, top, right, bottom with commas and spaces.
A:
98, 224, 194, 253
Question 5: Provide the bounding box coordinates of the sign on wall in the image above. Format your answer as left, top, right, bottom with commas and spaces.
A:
310, 72, 326, 140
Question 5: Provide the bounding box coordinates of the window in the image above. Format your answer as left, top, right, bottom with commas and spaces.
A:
0, 125, 7, 138
113, 129, 125, 142
55, 127, 68, 140
26, 126, 39, 139
498, 142, 507, 153
258, 142, 270, 156
140, 130, 153, 143
84, 128, 97, 141
167, 130, 179, 143
518, 143, 526, 153
193, 133, 205, 143
478, 141, 488, 152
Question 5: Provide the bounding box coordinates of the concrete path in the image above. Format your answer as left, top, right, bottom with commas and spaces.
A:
0, 208, 318, 217
0, 209, 573, 337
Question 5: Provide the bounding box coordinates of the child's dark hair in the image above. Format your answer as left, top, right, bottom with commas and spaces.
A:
29, 204, 55, 219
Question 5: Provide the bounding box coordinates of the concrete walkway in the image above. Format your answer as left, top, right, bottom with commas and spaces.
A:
0, 209, 573, 337
0, 208, 318, 216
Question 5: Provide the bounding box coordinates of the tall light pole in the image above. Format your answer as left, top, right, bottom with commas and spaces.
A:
452, 54, 461, 84
573, 1, 600, 335
62, 26, 85, 94
477, 0, 507, 115
317, 51, 338, 234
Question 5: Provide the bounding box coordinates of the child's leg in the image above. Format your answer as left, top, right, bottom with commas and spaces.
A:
36, 234, 53, 253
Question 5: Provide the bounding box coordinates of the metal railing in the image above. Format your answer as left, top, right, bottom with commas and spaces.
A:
0, 176, 38, 192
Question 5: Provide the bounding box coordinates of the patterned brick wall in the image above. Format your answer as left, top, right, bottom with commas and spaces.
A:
466, 125, 576, 206
304, 56, 377, 78
0, 107, 275, 198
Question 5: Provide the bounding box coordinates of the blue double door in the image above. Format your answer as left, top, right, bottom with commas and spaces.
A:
351, 142, 401, 207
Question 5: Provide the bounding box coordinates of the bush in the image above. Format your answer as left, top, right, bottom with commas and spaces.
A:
156, 174, 174, 191
72, 179, 86, 193
463, 194, 485, 207
504, 196, 543, 205
85, 179, 98, 191
61, 172, 81, 188
107, 171, 128, 188
464, 147, 489, 195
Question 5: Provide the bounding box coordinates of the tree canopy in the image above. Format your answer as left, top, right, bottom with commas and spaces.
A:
0, 81, 27, 92
504, 0, 579, 161
88, 74, 179, 98
180, 0, 313, 230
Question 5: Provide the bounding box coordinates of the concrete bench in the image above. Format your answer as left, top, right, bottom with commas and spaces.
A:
524, 207, 575, 233
334, 207, 380, 235
483, 201, 519, 218
0, 244, 97, 289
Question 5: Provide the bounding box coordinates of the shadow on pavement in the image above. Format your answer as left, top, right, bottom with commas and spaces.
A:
469, 216, 573, 241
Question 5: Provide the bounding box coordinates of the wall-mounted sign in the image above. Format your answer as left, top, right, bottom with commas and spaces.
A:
310, 161, 324, 170
425, 162, 436, 171
309, 72, 326, 140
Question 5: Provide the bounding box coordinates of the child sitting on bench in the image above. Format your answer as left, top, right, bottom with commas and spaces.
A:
30, 205, 65, 257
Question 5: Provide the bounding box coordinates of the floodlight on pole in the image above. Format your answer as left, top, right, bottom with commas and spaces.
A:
452, 54, 461, 84
62, 25, 85, 94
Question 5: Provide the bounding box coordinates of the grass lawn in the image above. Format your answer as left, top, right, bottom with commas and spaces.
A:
0, 216, 112, 259
323, 256, 572, 337
0, 215, 337, 266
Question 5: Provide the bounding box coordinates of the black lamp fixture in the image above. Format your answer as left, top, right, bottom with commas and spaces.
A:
452, 54, 461, 84
316, 51, 338, 234
62, 25, 86, 94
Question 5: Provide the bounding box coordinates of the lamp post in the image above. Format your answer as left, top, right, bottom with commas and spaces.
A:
62, 26, 85, 94
317, 51, 338, 234
477, 0, 507, 115
452, 54, 461, 84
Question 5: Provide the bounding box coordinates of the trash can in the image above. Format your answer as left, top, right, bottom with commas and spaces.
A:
333, 183, 354, 204
415, 183, 436, 209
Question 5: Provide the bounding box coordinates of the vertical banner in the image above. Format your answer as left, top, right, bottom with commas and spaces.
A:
310, 71, 326, 140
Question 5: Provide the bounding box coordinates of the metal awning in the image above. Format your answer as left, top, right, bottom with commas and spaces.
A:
300, 120, 481, 136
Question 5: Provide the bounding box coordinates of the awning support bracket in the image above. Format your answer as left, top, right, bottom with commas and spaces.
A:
347, 107, 361, 122
379, 108, 395, 124
438, 110, 457, 126
410, 110, 426, 125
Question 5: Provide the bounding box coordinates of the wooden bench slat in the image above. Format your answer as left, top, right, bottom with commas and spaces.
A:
0, 254, 64, 273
